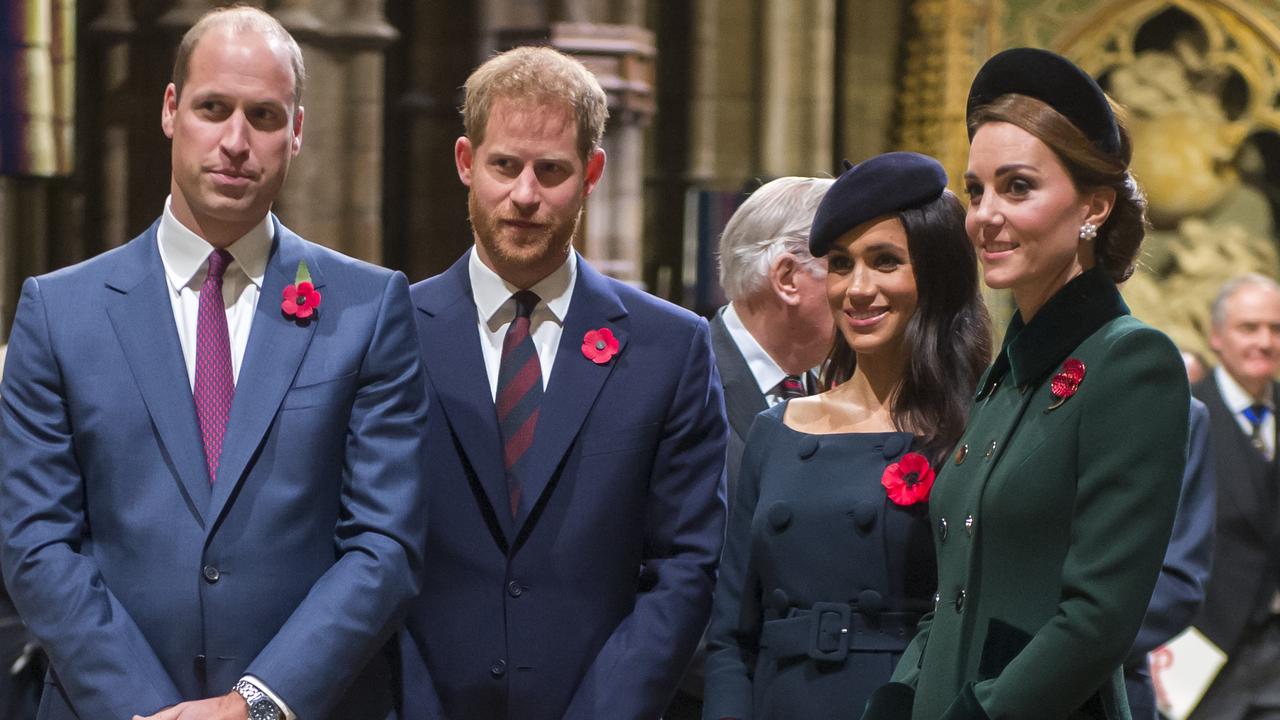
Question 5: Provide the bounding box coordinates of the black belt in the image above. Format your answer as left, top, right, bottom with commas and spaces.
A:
759, 603, 920, 662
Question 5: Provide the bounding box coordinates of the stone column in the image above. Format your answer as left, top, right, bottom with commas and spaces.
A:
760, 0, 836, 177
550, 22, 655, 284
88, 0, 140, 250
689, 0, 759, 188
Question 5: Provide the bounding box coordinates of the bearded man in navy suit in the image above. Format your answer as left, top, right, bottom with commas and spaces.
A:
0, 8, 429, 719
401, 46, 728, 720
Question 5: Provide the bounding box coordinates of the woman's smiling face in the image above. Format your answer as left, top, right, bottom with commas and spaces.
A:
826, 215, 918, 359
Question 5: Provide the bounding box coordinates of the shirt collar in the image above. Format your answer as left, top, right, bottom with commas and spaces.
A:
467, 246, 577, 328
1215, 365, 1274, 414
978, 266, 1129, 398
722, 302, 788, 396
157, 196, 272, 292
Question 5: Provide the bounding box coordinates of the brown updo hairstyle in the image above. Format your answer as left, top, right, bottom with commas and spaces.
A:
968, 93, 1148, 283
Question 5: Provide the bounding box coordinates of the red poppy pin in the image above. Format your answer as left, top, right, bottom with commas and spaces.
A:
582, 327, 619, 364
282, 260, 321, 321
881, 452, 935, 506
1047, 358, 1086, 411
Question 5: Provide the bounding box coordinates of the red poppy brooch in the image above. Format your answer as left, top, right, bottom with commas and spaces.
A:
881, 452, 935, 506
582, 327, 620, 364
1047, 358, 1086, 411
282, 260, 321, 321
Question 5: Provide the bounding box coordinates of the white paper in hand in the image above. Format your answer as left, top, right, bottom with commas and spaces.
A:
1150, 626, 1227, 720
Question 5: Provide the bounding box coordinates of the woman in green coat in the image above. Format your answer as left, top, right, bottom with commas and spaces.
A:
862, 48, 1189, 720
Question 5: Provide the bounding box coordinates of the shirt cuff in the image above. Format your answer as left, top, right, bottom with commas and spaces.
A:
241, 675, 298, 720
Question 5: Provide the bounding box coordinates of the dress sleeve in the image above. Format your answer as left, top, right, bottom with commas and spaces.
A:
702, 411, 775, 720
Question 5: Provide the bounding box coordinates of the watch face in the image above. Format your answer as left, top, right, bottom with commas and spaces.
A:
248, 699, 281, 720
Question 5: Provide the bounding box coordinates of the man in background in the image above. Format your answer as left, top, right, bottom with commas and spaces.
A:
1190, 273, 1280, 720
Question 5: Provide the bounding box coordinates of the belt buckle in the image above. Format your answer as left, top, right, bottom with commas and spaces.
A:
807, 602, 851, 662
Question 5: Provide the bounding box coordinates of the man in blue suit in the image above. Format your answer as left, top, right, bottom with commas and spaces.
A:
0, 8, 429, 720
401, 46, 728, 720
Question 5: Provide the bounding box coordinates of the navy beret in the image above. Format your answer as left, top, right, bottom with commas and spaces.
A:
966, 47, 1120, 156
809, 151, 948, 257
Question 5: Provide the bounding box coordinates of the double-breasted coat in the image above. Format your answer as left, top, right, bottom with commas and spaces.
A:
864, 268, 1188, 720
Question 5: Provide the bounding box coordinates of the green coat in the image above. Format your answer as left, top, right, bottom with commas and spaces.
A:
865, 268, 1188, 720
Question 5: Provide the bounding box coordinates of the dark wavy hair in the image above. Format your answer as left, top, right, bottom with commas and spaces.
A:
819, 191, 992, 463
968, 93, 1146, 283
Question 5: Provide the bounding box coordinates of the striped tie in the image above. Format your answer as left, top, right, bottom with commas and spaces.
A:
496, 290, 543, 518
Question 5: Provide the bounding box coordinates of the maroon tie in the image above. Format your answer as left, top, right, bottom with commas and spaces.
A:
194, 249, 235, 484
777, 374, 807, 400
496, 290, 542, 518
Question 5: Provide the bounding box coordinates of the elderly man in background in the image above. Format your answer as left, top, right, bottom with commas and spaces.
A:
1190, 273, 1280, 720
667, 176, 836, 720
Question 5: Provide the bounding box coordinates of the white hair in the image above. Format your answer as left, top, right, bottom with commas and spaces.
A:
1211, 273, 1280, 329
717, 177, 835, 301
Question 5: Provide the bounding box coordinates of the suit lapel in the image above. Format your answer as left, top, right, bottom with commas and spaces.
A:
709, 308, 767, 443
207, 219, 320, 525
1196, 376, 1275, 541
104, 223, 212, 526
514, 258, 628, 531
414, 255, 514, 540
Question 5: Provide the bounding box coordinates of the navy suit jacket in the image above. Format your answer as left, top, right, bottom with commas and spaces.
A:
0, 218, 430, 719
1124, 398, 1215, 720
1192, 374, 1280, 657
402, 251, 728, 720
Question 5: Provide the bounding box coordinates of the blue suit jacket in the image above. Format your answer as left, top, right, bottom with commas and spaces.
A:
1124, 398, 1216, 720
401, 251, 728, 720
0, 218, 430, 719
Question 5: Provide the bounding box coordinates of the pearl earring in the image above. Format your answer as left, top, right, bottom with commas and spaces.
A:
1079, 222, 1098, 241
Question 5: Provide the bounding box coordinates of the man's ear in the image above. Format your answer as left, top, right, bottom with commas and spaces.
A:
291, 105, 305, 156
161, 83, 178, 139
455, 136, 474, 186
582, 147, 606, 198
769, 252, 804, 306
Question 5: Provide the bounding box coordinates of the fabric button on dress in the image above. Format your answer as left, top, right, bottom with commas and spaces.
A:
768, 588, 791, 612
797, 436, 819, 459
850, 501, 877, 531
767, 501, 793, 531
882, 434, 907, 459
857, 589, 885, 613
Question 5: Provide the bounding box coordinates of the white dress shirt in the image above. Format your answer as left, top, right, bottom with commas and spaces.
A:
468, 248, 577, 400
156, 197, 271, 390
1215, 365, 1276, 461
722, 303, 794, 406
156, 199, 296, 719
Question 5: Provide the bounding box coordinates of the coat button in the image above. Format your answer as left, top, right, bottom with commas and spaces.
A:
202, 565, 220, 583
768, 588, 791, 612
767, 502, 793, 531
797, 436, 819, 459
955, 589, 967, 613
849, 501, 877, 531
490, 659, 506, 677
933, 592, 940, 610
507, 581, 524, 598
937, 517, 949, 542
954, 444, 968, 465
965, 514, 975, 536
882, 435, 907, 459
984, 441, 997, 459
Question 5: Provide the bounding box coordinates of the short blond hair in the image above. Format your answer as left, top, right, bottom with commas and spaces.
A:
172, 5, 305, 109
461, 46, 608, 161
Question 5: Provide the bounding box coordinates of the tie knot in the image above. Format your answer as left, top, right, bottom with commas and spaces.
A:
512, 290, 540, 319
206, 249, 233, 282
778, 374, 807, 400
1246, 403, 1270, 425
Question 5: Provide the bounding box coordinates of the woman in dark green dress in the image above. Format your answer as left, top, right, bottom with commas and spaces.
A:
862, 49, 1190, 720
703, 152, 990, 720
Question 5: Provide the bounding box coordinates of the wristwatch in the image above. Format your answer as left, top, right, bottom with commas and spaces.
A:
233, 679, 284, 720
